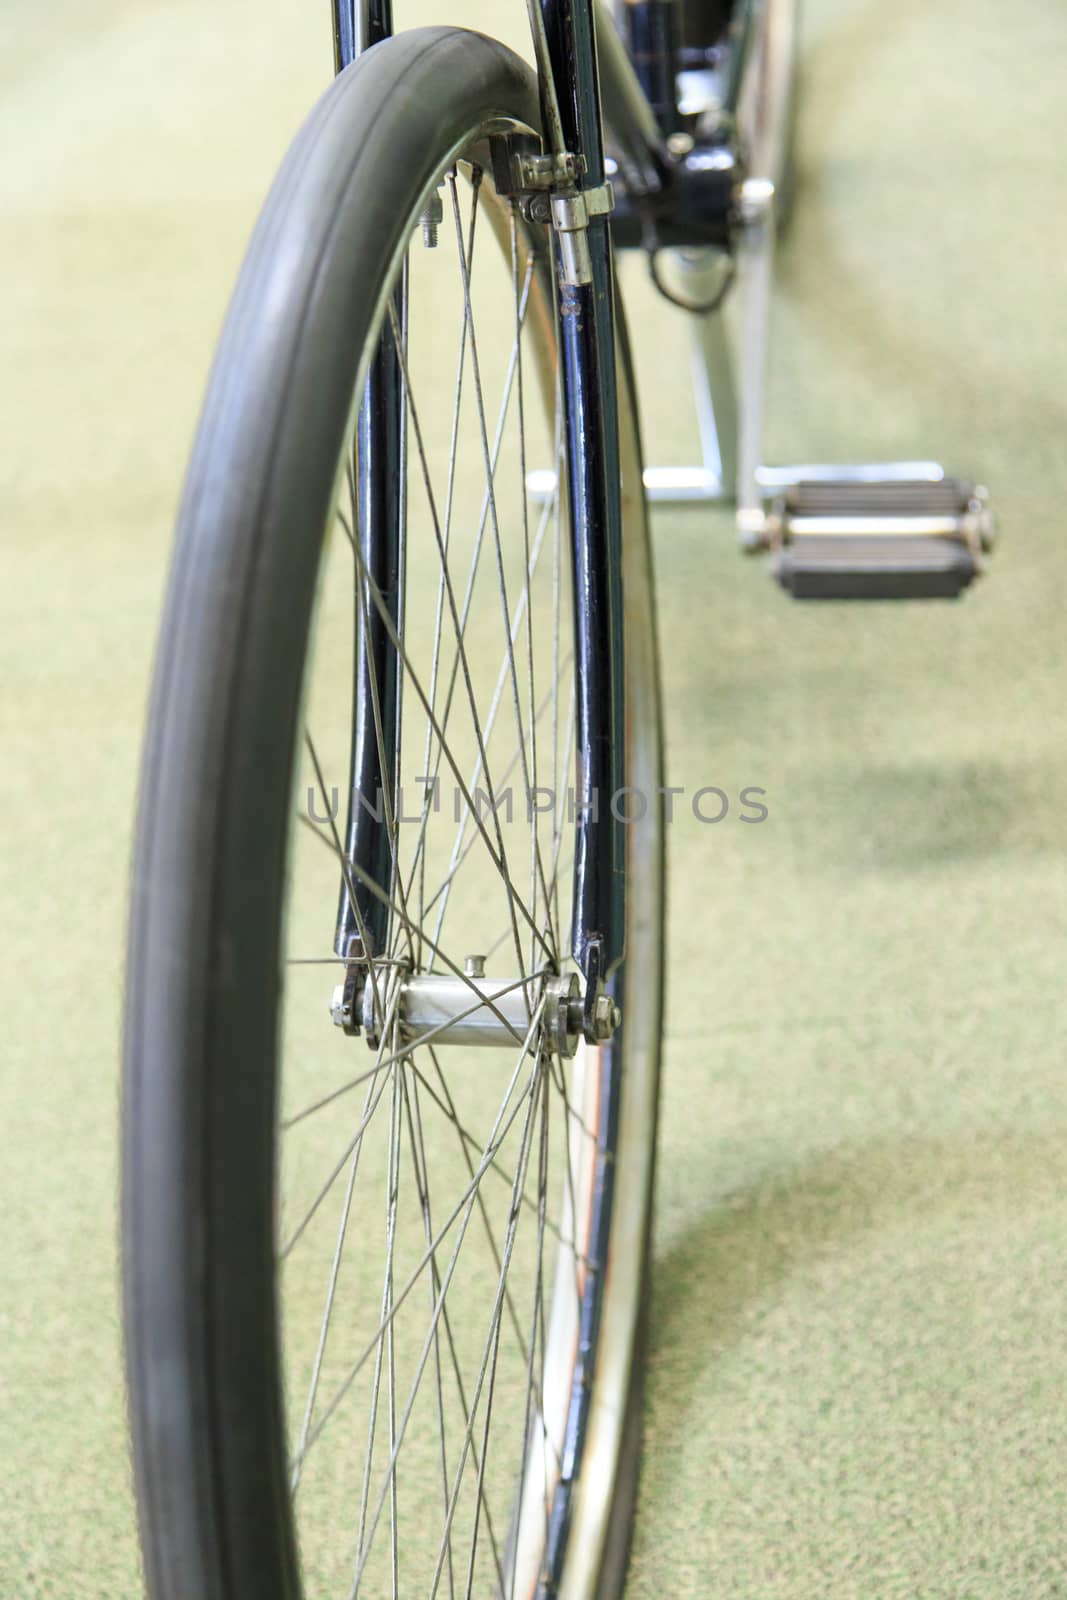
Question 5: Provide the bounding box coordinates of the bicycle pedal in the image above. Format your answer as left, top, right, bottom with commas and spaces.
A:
767, 477, 994, 600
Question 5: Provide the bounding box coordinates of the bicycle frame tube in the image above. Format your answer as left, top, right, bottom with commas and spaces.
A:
333, 0, 406, 962
331, 0, 391, 69
593, 2, 670, 195
720, 0, 764, 123
538, 0, 629, 991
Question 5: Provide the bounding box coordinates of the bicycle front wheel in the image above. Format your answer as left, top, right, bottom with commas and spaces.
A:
123, 27, 663, 1600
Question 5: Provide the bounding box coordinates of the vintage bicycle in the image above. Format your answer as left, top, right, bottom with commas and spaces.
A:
122, 2, 993, 1595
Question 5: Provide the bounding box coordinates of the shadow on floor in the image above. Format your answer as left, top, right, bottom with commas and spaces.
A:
647, 1124, 1066, 1420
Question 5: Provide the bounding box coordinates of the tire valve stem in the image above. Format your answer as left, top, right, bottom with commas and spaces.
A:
419, 192, 443, 248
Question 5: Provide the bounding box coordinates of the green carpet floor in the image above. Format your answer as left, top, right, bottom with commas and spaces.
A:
3, 0, 1066, 1594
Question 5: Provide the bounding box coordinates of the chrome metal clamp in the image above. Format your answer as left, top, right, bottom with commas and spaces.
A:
488, 135, 615, 288
549, 183, 615, 286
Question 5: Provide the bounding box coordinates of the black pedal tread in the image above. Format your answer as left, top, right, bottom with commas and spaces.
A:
773, 534, 977, 600
783, 477, 975, 518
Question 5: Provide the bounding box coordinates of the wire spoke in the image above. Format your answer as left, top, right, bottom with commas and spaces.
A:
346, 509, 552, 968
351, 1048, 545, 1598
304, 728, 386, 1025
295, 808, 542, 1045
412, 167, 482, 953
509, 1060, 552, 1600
445, 175, 555, 977
509, 206, 544, 975
406, 1054, 592, 1272
384, 290, 530, 990
291, 1002, 545, 1478
408, 448, 554, 951
422, 1047, 566, 1495
401, 1066, 508, 1596
423, 644, 572, 944
289, 1041, 395, 1494
279, 977, 402, 1260
281, 973, 543, 1133
400, 221, 539, 941
429, 1055, 544, 1599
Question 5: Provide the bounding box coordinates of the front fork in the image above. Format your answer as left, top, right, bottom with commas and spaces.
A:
528, 0, 628, 1008
330, 0, 628, 1028
332, 0, 404, 971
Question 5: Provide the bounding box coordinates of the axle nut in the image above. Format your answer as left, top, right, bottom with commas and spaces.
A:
591, 993, 622, 1042
330, 983, 353, 1030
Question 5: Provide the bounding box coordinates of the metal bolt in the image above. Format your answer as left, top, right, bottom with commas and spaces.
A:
330, 983, 348, 1028
737, 505, 772, 551
738, 175, 775, 227
591, 993, 622, 1041
666, 130, 695, 159
523, 192, 552, 226
420, 191, 443, 248
464, 954, 486, 979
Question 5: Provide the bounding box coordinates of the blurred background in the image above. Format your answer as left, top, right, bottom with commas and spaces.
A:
3, 0, 1067, 1594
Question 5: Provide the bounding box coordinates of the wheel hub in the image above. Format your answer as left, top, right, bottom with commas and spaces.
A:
330, 965, 619, 1056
